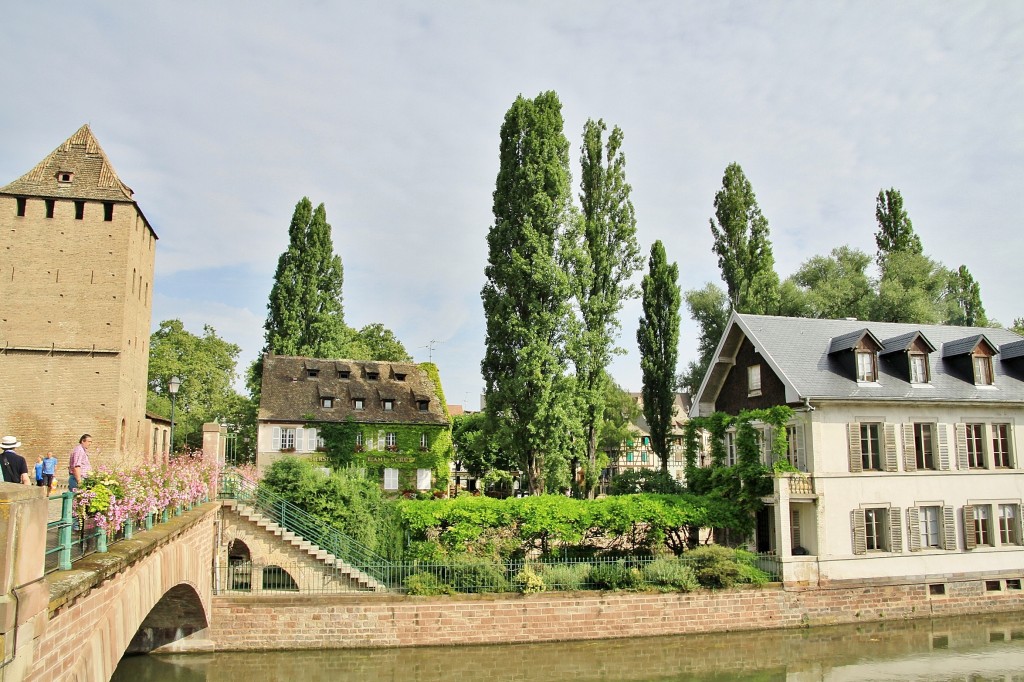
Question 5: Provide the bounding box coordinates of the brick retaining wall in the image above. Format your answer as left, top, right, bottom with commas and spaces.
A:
209, 577, 1024, 651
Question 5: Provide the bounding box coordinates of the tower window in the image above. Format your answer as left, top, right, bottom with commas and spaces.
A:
16, 198, 26, 216
45, 199, 54, 218
103, 202, 114, 221
74, 201, 84, 220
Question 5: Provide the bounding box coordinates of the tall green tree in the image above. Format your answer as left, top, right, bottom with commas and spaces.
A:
264, 197, 349, 358
480, 91, 574, 495
565, 118, 643, 497
147, 319, 245, 451
637, 240, 681, 473
945, 264, 988, 327
679, 283, 729, 396
782, 246, 877, 320
345, 323, 413, 361
874, 188, 922, 266
872, 251, 949, 324
709, 163, 780, 315
1011, 318, 1024, 336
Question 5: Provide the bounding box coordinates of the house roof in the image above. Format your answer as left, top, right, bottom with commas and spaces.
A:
258, 355, 450, 427
0, 124, 157, 236
693, 314, 1024, 415
627, 392, 691, 435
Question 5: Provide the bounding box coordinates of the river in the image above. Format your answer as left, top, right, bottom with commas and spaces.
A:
113, 610, 1024, 681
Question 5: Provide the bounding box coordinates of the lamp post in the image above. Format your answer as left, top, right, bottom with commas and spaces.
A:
169, 376, 181, 457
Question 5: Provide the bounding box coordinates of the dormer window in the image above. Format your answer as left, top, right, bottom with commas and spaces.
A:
973, 354, 994, 385
417, 400, 429, 412
353, 398, 365, 410
367, 371, 379, 380
307, 368, 320, 378
747, 365, 762, 397
856, 350, 877, 382
320, 397, 334, 408
383, 399, 395, 411
56, 171, 74, 183
910, 353, 930, 384
338, 370, 351, 379
394, 372, 407, 381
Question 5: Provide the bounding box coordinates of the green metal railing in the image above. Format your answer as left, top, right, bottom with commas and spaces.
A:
45, 491, 104, 572
218, 472, 393, 586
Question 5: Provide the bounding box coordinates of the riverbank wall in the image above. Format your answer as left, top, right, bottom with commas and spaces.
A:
208, 577, 1024, 651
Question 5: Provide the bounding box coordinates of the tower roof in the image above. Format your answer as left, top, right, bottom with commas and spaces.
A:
0, 124, 135, 202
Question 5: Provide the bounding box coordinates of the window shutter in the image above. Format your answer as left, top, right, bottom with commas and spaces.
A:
307, 428, 318, 451
908, 507, 921, 552
848, 423, 863, 473
883, 424, 898, 472
889, 508, 903, 553
296, 427, 305, 452
955, 423, 969, 470
942, 505, 957, 550
272, 426, 281, 451
963, 505, 976, 550
761, 426, 773, 466
793, 425, 806, 472
791, 509, 801, 550
903, 423, 917, 472
937, 424, 951, 471
851, 509, 867, 555
1014, 505, 1023, 546
416, 468, 431, 490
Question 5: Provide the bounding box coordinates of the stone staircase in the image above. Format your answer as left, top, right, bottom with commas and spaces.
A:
222, 499, 387, 591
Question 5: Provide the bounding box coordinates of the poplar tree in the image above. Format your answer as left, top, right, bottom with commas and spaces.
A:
567, 119, 643, 496
945, 265, 988, 327
709, 163, 780, 315
637, 240, 681, 473
481, 92, 573, 495
874, 188, 922, 266
264, 197, 348, 357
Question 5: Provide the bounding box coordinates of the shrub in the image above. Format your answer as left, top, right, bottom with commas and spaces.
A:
404, 572, 454, 596
444, 557, 510, 593
732, 548, 771, 585
589, 560, 642, 590
687, 545, 768, 589
537, 562, 592, 591
642, 557, 699, 591
513, 566, 547, 594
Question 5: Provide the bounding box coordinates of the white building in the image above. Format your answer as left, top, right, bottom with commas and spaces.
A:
692, 313, 1024, 588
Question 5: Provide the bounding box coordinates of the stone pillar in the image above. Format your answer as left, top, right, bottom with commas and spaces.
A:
0, 483, 50, 681
202, 422, 224, 468
773, 475, 795, 586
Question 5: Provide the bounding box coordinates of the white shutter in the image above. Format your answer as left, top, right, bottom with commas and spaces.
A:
903, 424, 917, 472
416, 468, 431, 490
383, 468, 399, 490
296, 427, 306, 452
937, 424, 951, 471
883, 424, 899, 472
942, 505, 957, 550
307, 428, 318, 452
963, 505, 976, 550
272, 426, 282, 451
851, 509, 867, 555
955, 423, 969, 470
848, 423, 863, 473
908, 507, 921, 552
793, 425, 806, 472
889, 508, 903, 553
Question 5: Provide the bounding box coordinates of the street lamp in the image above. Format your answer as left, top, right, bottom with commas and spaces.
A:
169, 376, 181, 457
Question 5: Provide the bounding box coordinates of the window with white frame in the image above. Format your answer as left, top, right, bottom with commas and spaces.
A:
852, 506, 902, 554
355, 432, 364, 447
786, 424, 806, 471
914, 423, 935, 470
974, 505, 993, 546
321, 397, 334, 408
416, 468, 431, 490
865, 508, 888, 551
383, 468, 399, 490
856, 350, 876, 382
383, 399, 395, 411
993, 425, 1012, 468
386, 432, 397, 448
353, 398, 365, 410
420, 433, 428, 449
909, 353, 929, 383
281, 428, 296, 450
748, 364, 762, 396
999, 504, 1021, 545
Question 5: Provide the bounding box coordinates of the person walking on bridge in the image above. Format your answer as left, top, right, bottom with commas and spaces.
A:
1, 436, 29, 485
69, 434, 92, 491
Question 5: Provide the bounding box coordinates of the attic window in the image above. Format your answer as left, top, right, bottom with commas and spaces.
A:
856, 350, 877, 382
973, 355, 994, 386
353, 398, 365, 410
394, 372, 407, 381
338, 369, 351, 379
383, 399, 395, 411
910, 353, 930, 384
307, 368, 320, 378
321, 397, 334, 408
747, 365, 762, 397
417, 400, 429, 412
367, 371, 379, 380
57, 171, 74, 183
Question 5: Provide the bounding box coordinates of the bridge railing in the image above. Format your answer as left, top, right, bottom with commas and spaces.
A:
45, 491, 104, 572
218, 472, 394, 587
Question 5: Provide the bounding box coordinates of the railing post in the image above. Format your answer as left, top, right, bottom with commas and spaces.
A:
58, 491, 73, 571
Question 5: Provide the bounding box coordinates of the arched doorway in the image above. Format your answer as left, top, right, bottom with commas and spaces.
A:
227, 538, 252, 591
262, 565, 299, 591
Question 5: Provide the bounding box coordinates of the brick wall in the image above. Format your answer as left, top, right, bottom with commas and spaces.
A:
208, 579, 1024, 651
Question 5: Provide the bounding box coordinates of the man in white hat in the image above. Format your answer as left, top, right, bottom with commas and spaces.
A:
1, 436, 30, 485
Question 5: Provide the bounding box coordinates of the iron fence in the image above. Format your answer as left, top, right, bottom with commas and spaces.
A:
45, 491, 103, 572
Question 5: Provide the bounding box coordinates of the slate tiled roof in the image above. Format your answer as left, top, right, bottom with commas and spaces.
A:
879, 330, 936, 355
258, 355, 450, 426
940, 333, 997, 358
0, 125, 135, 202
702, 314, 1024, 406
1003, 340, 1024, 361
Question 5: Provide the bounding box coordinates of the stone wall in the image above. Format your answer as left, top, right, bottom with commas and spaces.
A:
209, 577, 1024, 651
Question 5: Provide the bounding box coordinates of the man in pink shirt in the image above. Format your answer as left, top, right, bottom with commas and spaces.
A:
69, 434, 92, 490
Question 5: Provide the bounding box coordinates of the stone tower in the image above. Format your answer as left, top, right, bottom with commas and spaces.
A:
0, 125, 157, 472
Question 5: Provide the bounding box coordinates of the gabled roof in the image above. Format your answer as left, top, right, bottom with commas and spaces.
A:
258, 355, 449, 426
1002, 340, 1024, 362
692, 314, 1024, 415
879, 330, 937, 356
1, 125, 134, 202
941, 334, 999, 358
828, 328, 881, 354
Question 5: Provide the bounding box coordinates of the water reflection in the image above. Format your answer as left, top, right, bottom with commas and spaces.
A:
113, 611, 1024, 681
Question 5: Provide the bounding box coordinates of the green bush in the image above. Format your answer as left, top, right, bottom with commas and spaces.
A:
732, 549, 771, 585
513, 566, 547, 594
589, 560, 642, 590
687, 545, 768, 589
404, 572, 454, 596
641, 557, 699, 591
537, 562, 592, 591
444, 557, 511, 593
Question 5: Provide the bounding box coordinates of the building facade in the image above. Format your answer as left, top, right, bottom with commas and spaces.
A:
692, 313, 1024, 587
605, 392, 690, 483
257, 356, 452, 492
0, 125, 159, 470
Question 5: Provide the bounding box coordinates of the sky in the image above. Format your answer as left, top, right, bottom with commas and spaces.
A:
2, 2, 1022, 410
